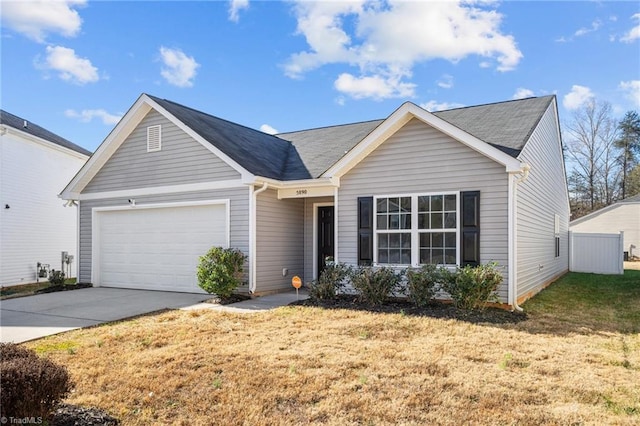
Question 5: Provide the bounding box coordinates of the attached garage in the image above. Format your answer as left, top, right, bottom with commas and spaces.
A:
93, 201, 229, 293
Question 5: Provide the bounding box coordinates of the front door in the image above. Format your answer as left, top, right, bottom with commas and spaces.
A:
317, 206, 335, 277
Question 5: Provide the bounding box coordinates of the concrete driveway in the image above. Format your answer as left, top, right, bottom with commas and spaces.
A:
0, 288, 209, 343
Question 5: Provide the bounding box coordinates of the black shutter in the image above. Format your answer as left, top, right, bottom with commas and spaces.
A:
357, 197, 374, 266
461, 191, 480, 267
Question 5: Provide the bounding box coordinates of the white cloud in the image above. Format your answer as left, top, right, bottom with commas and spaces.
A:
334, 72, 416, 100
0, 0, 85, 43
65, 108, 122, 125
620, 13, 640, 43
619, 80, 640, 107
42, 45, 99, 84
285, 1, 522, 100
229, 0, 249, 22
513, 88, 535, 99
563, 85, 594, 110
437, 74, 454, 89
420, 100, 465, 112
260, 124, 278, 134
159, 47, 200, 88
574, 20, 602, 37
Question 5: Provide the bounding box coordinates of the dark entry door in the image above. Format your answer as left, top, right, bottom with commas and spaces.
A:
317, 206, 335, 277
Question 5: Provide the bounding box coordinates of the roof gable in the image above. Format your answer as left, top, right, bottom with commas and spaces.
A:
322, 101, 525, 177
276, 96, 554, 178
0, 109, 91, 157
147, 96, 310, 180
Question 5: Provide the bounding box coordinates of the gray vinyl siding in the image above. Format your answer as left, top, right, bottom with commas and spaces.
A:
78, 187, 250, 284
516, 104, 570, 299
83, 110, 240, 193
303, 197, 334, 283
255, 189, 304, 294
337, 118, 511, 301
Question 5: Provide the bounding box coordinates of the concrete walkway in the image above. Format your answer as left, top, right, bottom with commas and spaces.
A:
0, 287, 308, 343
182, 288, 309, 313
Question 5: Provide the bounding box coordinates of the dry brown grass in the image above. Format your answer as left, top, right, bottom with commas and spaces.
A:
26, 299, 639, 425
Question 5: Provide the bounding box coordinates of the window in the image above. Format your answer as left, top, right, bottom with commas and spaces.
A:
376, 197, 411, 264
147, 125, 162, 152
375, 193, 458, 266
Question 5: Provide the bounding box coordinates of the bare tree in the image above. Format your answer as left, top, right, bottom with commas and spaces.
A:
564, 99, 621, 214
615, 111, 640, 199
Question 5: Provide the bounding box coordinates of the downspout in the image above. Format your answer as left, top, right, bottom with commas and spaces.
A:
509, 164, 530, 312
250, 182, 269, 293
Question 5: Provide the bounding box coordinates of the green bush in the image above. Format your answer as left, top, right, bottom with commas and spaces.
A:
0, 343, 73, 419
351, 266, 402, 306
48, 269, 65, 285
406, 264, 443, 307
441, 262, 503, 310
309, 262, 352, 300
196, 247, 247, 299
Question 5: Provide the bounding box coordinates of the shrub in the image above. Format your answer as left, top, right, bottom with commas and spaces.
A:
48, 269, 65, 285
441, 262, 503, 310
351, 266, 402, 306
406, 264, 442, 307
196, 247, 247, 299
0, 343, 73, 419
309, 262, 352, 300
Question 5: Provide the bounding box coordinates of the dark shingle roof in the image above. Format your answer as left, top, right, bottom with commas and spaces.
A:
276, 120, 384, 178
148, 95, 311, 180
147, 95, 555, 180
0, 110, 92, 156
433, 95, 555, 157
277, 96, 555, 177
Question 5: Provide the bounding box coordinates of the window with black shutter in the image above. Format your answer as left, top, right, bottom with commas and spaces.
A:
460, 191, 480, 267
357, 197, 373, 265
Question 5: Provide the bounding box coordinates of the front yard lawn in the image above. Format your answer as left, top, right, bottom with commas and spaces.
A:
26, 271, 640, 425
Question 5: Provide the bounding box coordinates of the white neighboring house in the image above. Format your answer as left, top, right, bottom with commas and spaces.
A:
1, 110, 91, 286
569, 194, 640, 260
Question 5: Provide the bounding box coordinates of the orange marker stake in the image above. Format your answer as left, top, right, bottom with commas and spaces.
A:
292, 276, 302, 300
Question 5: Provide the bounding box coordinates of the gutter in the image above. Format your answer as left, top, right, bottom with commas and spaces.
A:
249, 182, 269, 293
508, 164, 530, 312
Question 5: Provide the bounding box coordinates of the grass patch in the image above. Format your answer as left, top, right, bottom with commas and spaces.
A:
22, 272, 640, 425
522, 270, 640, 334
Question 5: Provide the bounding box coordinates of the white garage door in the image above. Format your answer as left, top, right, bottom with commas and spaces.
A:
95, 202, 228, 293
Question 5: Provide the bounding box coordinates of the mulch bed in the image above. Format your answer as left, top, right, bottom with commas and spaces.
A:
50, 404, 119, 426
291, 295, 527, 325
205, 293, 253, 305
36, 283, 93, 294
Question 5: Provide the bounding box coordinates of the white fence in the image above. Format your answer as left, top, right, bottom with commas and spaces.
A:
569, 231, 624, 275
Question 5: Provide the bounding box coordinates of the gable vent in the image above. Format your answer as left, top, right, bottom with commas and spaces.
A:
147, 125, 162, 152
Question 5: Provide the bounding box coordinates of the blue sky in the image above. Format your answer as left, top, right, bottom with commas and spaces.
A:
1, 0, 639, 152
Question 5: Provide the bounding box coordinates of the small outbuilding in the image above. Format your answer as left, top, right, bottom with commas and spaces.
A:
570, 194, 640, 260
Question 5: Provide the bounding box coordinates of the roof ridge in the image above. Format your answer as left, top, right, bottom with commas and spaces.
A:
146, 94, 288, 143
276, 118, 385, 136
432, 95, 555, 114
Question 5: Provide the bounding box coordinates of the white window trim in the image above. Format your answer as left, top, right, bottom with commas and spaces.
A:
373, 191, 460, 267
